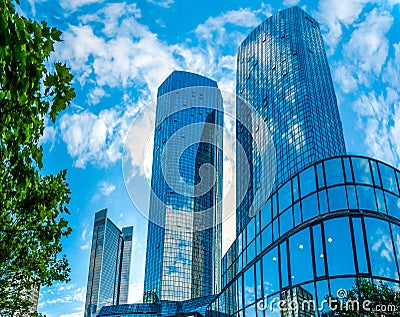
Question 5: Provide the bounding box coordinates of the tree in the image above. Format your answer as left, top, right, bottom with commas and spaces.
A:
322, 279, 400, 317
0, 0, 75, 315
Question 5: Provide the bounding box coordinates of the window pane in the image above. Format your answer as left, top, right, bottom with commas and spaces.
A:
290, 228, 313, 284
293, 202, 302, 227
385, 192, 400, 218
313, 224, 326, 277
343, 158, 353, 182
262, 224, 272, 250
375, 189, 387, 214
279, 209, 293, 236
255, 260, 262, 300
262, 247, 279, 295
356, 185, 377, 211
273, 219, 279, 241
247, 218, 256, 243
352, 157, 372, 185
324, 217, 355, 276
365, 217, 398, 280
318, 190, 329, 214
247, 240, 256, 265
280, 242, 288, 288
379, 163, 399, 195
244, 265, 255, 306
292, 176, 299, 201
278, 180, 292, 213
238, 275, 243, 310
299, 166, 316, 197
328, 186, 348, 211
391, 224, 400, 277
346, 185, 358, 209
302, 193, 319, 222
352, 218, 369, 274
324, 158, 344, 186
317, 163, 325, 188
261, 199, 272, 229
371, 161, 381, 187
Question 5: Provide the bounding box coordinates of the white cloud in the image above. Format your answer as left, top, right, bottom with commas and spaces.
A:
80, 242, 90, 251
147, 0, 174, 8
40, 116, 57, 149
98, 180, 116, 196
344, 9, 393, 83
333, 63, 358, 93
383, 42, 400, 89
88, 87, 110, 105
60, 0, 104, 11
128, 280, 143, 303
353, 88, 400, 167
315, 0, 372, 53
283, 0, 301, 6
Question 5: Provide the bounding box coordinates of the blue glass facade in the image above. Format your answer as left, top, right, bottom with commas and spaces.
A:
144, 71, 223, 302
236, 6, 346, 235
84, 209, 133, 317
209, 155, 400, 317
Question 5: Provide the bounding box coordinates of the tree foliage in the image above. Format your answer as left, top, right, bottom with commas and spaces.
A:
0, 0, 75, 315
322, 279, 400, 317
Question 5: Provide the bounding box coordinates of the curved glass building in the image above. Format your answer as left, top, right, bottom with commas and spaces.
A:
209, 155, 400, 316
144, 71, 223, 302
236, 6, 346, 234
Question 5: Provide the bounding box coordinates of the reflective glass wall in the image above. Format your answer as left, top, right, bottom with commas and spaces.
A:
208, 156, 400, 317
144, 71, 223, 301
236, 6, 346, 235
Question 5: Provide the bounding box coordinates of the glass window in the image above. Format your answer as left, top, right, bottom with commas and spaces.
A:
262, 247, 279, 296
244, 265, 255, 306
352, 157, 373, 185
356, 186, 377, 211
346, 185, 358, 209
292, 176, 299, 201
328, 186, 348, 211
318, 190, 329, 214
299, 166, 316, 198
391, 224, 400, 277
289, 228, 313, 284
280, 242, 288, 288
255, 260, 262, 300
279, 209, 293, 236
315, 280, 330, 314
247, 240, 256, 265
343, 158, 353, 183
244, 303, 256, 317
238, 274, 243, 311
247, 218, 256, 244
261, 224, 272, 250
375, 189, 386, 214
273, 219, 279, 241
293, 202, 302, 227
324, 158, 344, 186
371, 161, 381, 187
352, 218, 369, 274
365, 217, 398, 280
313, 224, 326, 277
302, 193, 319, 222
379, 163, 399, 195
261, 199, 272, 229
324, 217, 355, 276
385, 192, 400, 218
278, 181, 292, 213
316, 163, 325, 188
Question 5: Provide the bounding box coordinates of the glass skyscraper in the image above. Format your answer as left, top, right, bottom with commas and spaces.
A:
84, 209, 133, 317
143, 71, 223, 302
236, 6, 346, 234
207, 6, 400, 317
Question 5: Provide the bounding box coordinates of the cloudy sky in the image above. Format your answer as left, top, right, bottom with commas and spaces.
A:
17, 0, 400, 316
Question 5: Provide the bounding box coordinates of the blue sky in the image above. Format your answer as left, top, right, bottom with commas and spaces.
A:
16, 0, 400, 316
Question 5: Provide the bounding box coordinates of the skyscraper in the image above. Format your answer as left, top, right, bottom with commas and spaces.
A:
208, 7, 400, 317
84, 209, 133, 317
143, 71, 223, 302
236, 6, 346, 234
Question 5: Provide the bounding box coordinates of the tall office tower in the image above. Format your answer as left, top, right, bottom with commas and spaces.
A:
84, 209, 133, 317
236, 6, 346, 234
208, 7, 400, 317
143, 71, 223, 302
